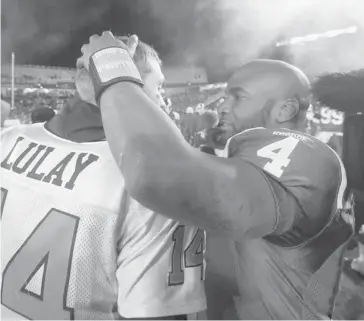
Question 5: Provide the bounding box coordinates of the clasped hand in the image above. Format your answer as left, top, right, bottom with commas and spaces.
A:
75, 31, 139, 105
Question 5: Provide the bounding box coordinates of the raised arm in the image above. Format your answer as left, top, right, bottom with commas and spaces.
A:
100, 82, 278, 240
77, 32, 281, 240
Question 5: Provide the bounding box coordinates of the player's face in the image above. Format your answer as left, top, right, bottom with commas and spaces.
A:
142, 59, 166, 109
217, 80, 270, 144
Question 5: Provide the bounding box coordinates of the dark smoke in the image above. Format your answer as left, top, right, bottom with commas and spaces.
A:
140, 0, 364, 81
1, 0, 110, 66
2, 0, 364, 82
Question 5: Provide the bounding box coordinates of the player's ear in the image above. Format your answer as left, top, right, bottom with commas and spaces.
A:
75, 66, 97, 106
277, 98, 300, 123
127, 35, 138, 58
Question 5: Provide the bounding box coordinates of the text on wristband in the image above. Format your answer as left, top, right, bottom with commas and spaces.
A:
92, 48, 141, 83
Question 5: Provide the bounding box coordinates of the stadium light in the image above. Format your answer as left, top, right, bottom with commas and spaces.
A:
276, 26, 358, 47
11, 53, 15, 110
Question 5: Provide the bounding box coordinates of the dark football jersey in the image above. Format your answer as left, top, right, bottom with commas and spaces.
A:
224, 127, 354, 320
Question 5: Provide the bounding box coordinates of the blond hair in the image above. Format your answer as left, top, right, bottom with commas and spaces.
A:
117, 36, 162, 76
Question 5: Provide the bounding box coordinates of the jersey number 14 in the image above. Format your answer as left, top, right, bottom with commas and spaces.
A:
168, 225, 205, 286
1, 188, 78, 320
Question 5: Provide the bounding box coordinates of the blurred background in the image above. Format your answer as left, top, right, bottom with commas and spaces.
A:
1, 0, 363, 139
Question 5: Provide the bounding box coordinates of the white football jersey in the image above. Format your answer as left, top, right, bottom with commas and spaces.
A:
0, 123, 206, 320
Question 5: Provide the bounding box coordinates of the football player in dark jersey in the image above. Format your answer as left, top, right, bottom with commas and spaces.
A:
77, 32, 354, 319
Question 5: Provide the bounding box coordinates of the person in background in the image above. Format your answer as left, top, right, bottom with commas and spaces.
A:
170, 111, 181, 128
326, 133, 343, 158
351, 191, 364, 276
1, 100, 11, 128
186, 106, 194, 114
180, 106, 196, 144
162, 97, 171, 114
162, 97, 181, 128
193, 110, 218, 148
196, 103, 205, 115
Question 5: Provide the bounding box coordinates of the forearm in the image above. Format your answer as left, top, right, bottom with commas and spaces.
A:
99, 82, 191, 191
100, 82, 185, 153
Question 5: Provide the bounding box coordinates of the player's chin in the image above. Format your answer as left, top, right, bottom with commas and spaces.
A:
214, 127, 233, 149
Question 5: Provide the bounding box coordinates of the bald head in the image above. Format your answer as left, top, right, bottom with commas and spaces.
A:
229, 59, 311, 109
216, 60, 311, 146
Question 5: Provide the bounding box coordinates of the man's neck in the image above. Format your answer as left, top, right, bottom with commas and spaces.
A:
273, 122, 304, 133
46, 98, 105, 143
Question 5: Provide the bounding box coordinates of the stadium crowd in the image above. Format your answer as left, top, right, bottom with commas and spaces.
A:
1, 84, 343, 152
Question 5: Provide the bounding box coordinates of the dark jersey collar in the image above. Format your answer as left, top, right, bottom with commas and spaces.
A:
45, 96, 106, 143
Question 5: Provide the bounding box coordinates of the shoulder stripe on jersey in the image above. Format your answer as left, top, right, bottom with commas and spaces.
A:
311, 135, 348, 210
223, 127, 265, 158
326, 145, 348, 210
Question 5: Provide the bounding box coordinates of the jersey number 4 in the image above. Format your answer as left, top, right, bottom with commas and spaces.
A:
168, 225, 205, 286
1, 188, 78, 320
257, 136, 300, 178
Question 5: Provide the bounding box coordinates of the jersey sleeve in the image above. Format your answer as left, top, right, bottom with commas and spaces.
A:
225, 128, 346, 244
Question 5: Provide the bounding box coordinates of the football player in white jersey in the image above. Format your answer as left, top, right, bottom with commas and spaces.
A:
0, 38, 206, 320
